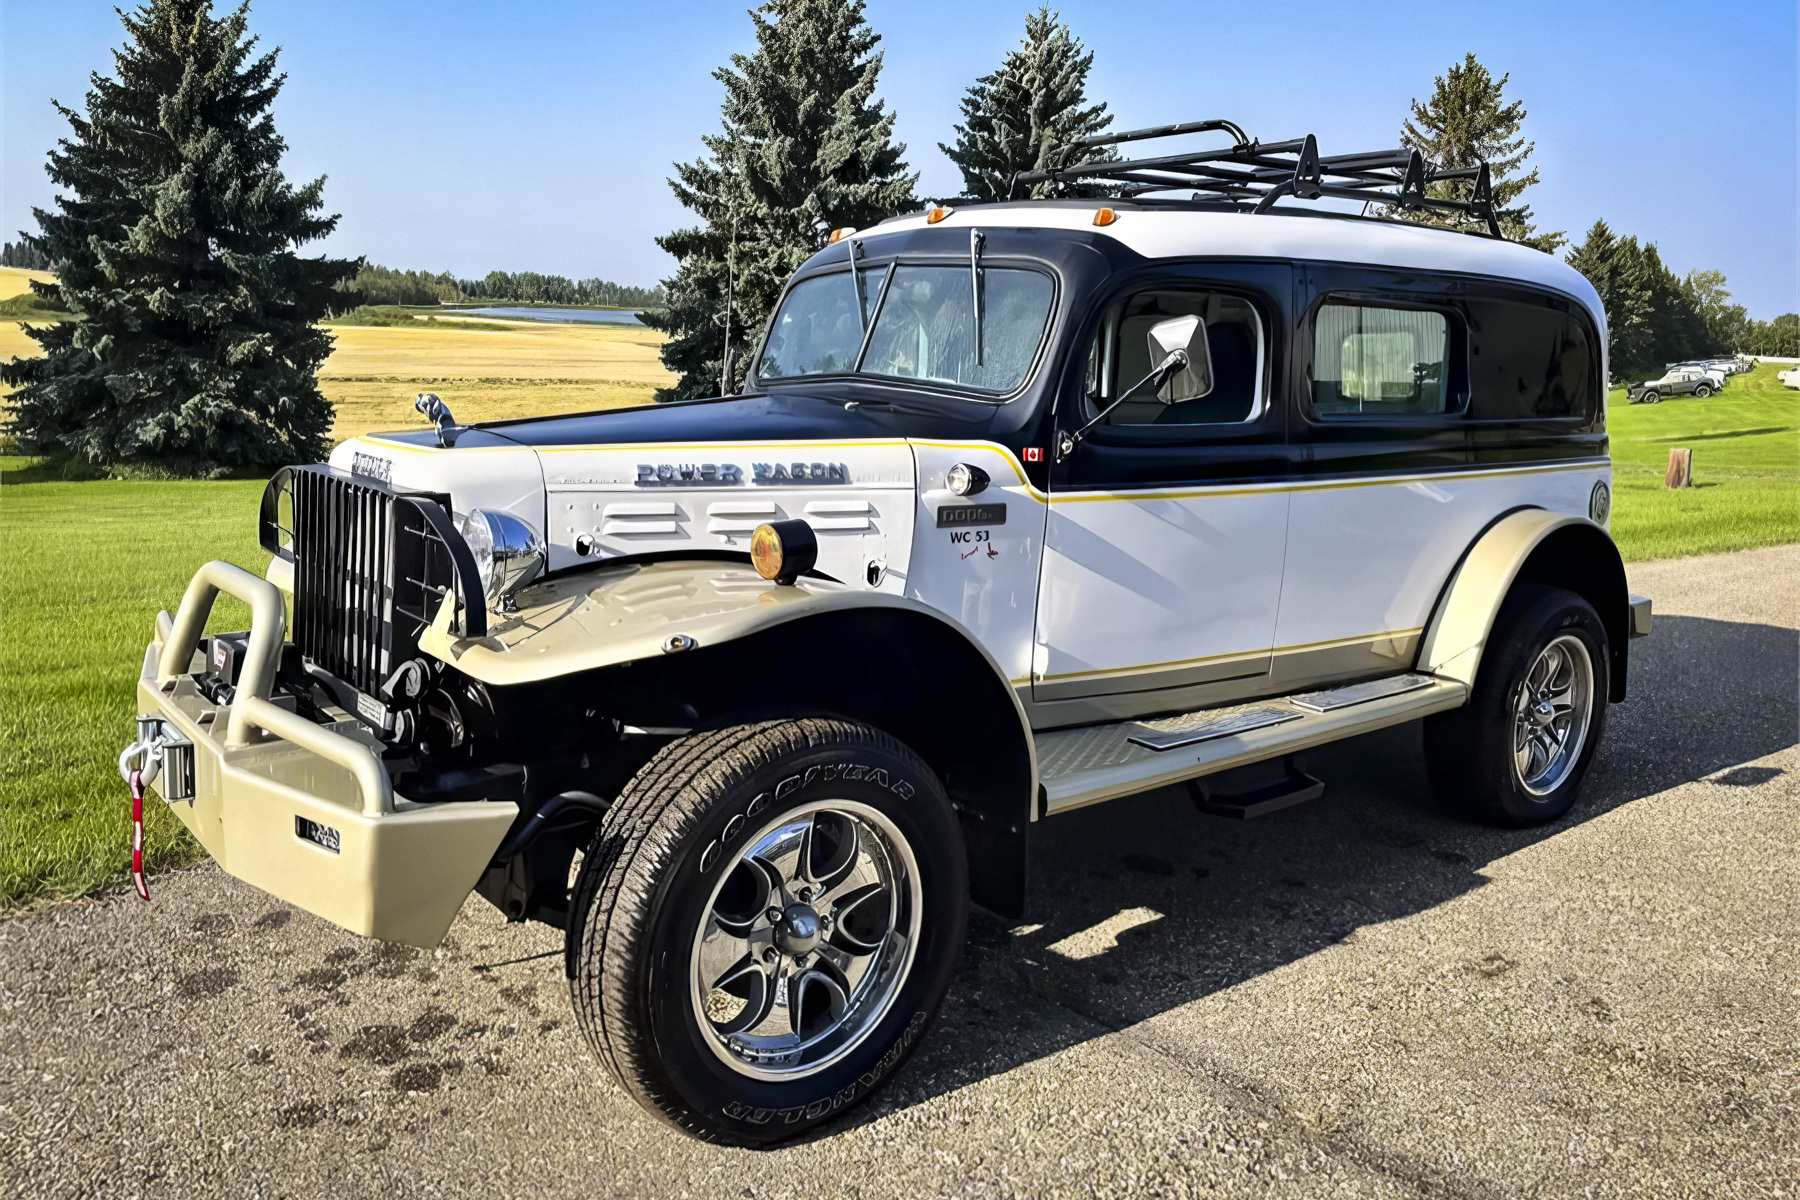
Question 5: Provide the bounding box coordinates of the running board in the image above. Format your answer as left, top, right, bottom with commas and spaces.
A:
1035, 673, 1468, 816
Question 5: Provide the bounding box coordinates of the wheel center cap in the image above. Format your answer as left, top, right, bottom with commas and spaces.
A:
1531, 699, 1557, 727
775, 904, 822, 955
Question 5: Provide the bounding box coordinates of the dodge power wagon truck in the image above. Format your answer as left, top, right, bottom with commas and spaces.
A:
127, 122, 1651, 1144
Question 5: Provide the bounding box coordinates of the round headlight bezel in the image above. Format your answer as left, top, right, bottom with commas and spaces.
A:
459, 509, 545, 606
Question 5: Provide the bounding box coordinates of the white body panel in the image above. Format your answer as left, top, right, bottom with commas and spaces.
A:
902, 442, 1048, 689
1033, 486, 1289, 700
531, 440, 917, 594
330, 436, 545, 529
1273, 461, 1609, 659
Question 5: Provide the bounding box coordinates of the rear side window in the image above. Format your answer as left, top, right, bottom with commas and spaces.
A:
1312, 303, 1449, 416
1466, 299, 1595, 421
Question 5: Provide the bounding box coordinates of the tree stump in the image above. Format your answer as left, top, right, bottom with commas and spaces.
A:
1666, 447, 1693, 489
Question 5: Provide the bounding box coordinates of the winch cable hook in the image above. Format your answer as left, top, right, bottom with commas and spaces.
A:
117, 735, 164, 903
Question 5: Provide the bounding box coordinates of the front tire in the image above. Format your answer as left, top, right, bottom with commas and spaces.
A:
567, 718, 967, 1146
1425, 585, 1610, 825
1694, 383, 1712, 398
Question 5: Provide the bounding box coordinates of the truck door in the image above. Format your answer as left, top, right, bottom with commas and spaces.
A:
1032, 264, 1293, 711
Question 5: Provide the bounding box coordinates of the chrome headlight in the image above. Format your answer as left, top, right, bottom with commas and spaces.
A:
460, 509, 545, 605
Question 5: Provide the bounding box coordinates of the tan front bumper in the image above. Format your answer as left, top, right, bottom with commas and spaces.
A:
138, 561, 516, 948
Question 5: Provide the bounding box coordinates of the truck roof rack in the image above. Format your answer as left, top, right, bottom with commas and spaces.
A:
1008, 119, 1505, 240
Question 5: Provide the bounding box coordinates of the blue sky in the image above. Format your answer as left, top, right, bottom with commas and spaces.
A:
4, 0, 1796, 315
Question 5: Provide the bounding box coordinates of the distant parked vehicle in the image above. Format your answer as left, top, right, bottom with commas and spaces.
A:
1630, 367, 1715, 403
1668, 361, 1729, 389
1777, 369, 1800, 389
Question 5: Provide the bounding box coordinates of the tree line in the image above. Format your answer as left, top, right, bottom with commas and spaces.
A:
1568, 224, 1798, 377
346, 262, 664, 309
1, 241, 53, 271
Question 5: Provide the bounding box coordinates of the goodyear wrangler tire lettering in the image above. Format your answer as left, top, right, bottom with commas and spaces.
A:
567, 720, 967, 1148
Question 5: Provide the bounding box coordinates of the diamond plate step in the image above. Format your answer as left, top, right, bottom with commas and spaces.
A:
1034, 674, 1466, 816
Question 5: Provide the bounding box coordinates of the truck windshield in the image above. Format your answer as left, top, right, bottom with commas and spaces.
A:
757, 264, 1055, 396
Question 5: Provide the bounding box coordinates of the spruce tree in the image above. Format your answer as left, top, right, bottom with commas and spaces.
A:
2, 0, 355, 473
940, 9, 1114, 203
1566, 221, 1713, 380
643, 0, 916, 401
1400, 53, 1563, 253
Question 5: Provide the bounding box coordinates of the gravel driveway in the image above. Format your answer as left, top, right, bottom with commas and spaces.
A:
3, 545, 1795, 1199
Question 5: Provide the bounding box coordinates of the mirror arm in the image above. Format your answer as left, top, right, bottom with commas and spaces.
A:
1060, 350, 1190, 461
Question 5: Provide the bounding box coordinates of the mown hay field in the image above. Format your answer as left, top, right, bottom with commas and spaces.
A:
0, 266, 55, 301
320, 317, 672, 442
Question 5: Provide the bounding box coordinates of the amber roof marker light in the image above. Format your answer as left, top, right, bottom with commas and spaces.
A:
1092, 208, 1118, 227
925, 206, 954, 224
827, 227, 857, 244
750, 520, 819, 586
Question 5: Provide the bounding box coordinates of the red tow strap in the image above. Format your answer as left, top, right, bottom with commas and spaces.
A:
127, 769, 150, 902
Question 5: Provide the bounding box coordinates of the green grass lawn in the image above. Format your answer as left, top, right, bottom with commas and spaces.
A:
0, 365, 1793, 909
0, 465, 265, 905
1606, 362, 1799, 561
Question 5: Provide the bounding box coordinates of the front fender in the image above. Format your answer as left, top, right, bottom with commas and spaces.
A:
420, 559, 1010, 695
420, 558, 1042, 917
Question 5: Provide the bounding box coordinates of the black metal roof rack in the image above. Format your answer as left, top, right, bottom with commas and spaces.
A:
1008, 119, 1504, 240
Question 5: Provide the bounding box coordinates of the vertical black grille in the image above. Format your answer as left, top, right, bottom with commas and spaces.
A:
291, 470, 400, 699
275, 465, 486, 707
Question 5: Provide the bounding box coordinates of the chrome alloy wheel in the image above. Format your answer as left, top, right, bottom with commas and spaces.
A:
689, 800, 922, 1080
1511, 634, 1594, 796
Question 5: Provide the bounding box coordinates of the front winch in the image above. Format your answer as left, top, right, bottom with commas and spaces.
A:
117, 719, 197, 903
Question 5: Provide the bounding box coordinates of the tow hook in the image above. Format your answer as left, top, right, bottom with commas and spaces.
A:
117, 723, 182, 902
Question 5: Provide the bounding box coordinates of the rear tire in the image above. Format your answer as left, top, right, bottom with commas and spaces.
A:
1425, 585, 1609, 825
566, 718, 967, 1146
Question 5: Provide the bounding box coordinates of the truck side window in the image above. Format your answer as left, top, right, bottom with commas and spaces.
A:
1312, 303, 1449, 416
1465, 299, 1595, 421
1085, 289, 1263, 425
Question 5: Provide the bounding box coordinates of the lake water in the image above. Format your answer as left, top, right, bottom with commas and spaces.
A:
453, 305, 646, 326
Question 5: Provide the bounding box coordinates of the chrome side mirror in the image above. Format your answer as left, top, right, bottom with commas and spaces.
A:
1146, 315, 1212, 403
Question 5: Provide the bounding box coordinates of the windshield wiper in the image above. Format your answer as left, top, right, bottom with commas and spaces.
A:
970, 229, 985, 366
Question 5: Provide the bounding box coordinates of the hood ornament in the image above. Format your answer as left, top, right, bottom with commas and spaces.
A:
415, 393, 458, 446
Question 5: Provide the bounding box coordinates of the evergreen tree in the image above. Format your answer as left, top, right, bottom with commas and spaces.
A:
1566, 221, 1650, 380
2, 0, 355, 473
1400, 53, 1563, 252
643, 0, 916, 401
939, 9, 1113, 203
1566, 221, 1716, 380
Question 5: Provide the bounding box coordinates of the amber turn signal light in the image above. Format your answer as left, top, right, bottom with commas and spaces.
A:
925, 206, 953, 224
827, 226, 856, 244
1092, 208, 1117, 227
750, 519, 819, 586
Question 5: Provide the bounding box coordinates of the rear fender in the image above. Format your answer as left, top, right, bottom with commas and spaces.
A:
1419, 510, 1631, 701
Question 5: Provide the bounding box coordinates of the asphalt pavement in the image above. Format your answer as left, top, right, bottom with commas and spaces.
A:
2, 545, 1795, 1199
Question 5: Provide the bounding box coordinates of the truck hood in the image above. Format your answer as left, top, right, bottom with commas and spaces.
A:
332, 389, 930, 592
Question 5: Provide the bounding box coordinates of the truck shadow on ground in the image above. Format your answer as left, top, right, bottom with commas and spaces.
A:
816, 612, 1798, 1137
